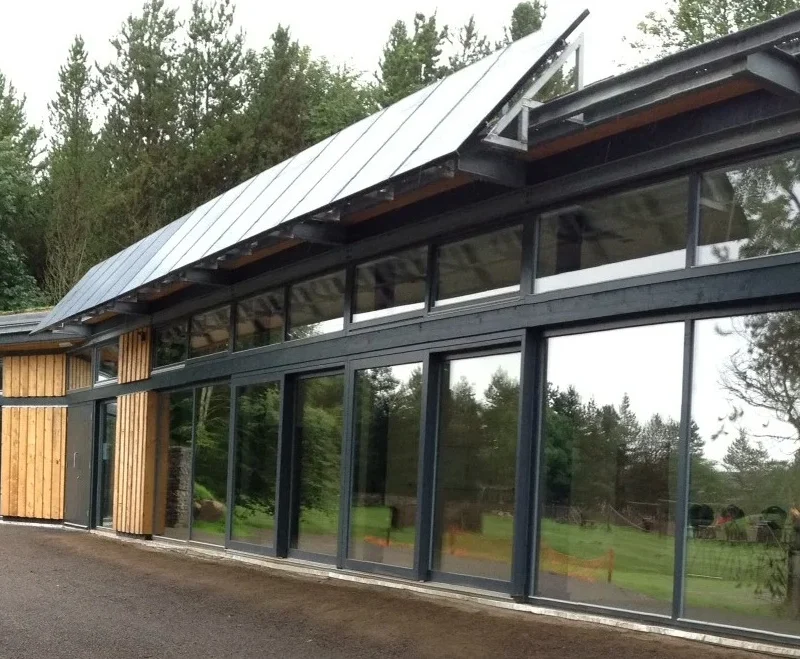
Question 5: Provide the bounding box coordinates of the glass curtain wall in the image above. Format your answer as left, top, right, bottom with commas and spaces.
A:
155, 390, 194, 540
232, 381, 281, 547
96, 400, 117, 528
685, 313, 800, 636
433, 352, 520, 582
291, 373, 345, 557
349, 363, 422, 568
537, 324, 684, 614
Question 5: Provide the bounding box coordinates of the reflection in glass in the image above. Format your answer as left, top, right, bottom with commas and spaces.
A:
154, 390, 194, 541
191, 384, 230, 545
236, 289, 284, 351
350, 364, 422, 568
686, 314, 800, 636
536, 179, 688, 292
292, 374, 344, 556
354, 248, 427, 323
288, 271, 345, 339
67, 349, 93, 391
537, 324, 683, 614
96, 343, 119, 383
698, 153, 800, 265
96, 400, 117, 528
232, 382, 281, 547
433, 352, 520, 581
154, 322, 188, 368
189, 306, 231, 358
435, 227, 522, 306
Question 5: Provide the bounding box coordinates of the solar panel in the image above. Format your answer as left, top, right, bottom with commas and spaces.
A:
36, 11, 586, 331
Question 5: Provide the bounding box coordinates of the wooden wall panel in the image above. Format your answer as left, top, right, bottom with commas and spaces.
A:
67, 354, 92, 391
0, 406, 65, 520
113, 391, 158, 535
3, 354, 67, 397
119, 327, 152, 384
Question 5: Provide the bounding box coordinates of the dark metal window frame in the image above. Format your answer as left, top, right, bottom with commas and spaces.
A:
94, 338, 120, 386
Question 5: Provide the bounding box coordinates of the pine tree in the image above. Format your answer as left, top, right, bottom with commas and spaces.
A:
43, 36, 104, 300
504, 1, 546, 43
449, 16, 492, 72
376, 13, 449, 107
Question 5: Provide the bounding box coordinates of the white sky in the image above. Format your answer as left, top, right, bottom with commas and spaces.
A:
0, 0, 662, 130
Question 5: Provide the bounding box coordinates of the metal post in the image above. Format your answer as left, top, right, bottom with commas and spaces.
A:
672, 320, 695, 619
274, 373, 294, 558
527, 334, 548, 596
224, 384, 238, 547
337, 364, 356, 568
686, 173, 701, 268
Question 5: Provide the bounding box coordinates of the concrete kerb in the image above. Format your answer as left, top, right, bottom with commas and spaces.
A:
1, 519, 795, 658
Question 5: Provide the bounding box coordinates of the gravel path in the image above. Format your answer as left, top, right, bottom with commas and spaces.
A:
0, 524, 778, 658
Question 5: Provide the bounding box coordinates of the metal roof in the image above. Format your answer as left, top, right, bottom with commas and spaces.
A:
35, 11, 588, 332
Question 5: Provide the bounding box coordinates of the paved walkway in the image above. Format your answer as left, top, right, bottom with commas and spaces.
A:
0, 525, 778, 658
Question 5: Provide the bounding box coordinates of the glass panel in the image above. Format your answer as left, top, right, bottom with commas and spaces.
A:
287, 271, 345, 340
67, 349, 93, 391
232, 381, 281, 547
292, 373, 344, 556
97, 400, 117, 528
354, 248, 427, 323
350, 364, 422, 568
235, 289, 284, 351
96, 343, 119, 383
536, 179, 688, 292
433, 352, 520, 581
191, 384, 230, 545
698, 153, 800, 265
189, 306, 231, 358
435, 227, 522, 307
154, 322, 188, 368
537, 324, 683, 615
685, 313, 800, 636
154, 390, 194, 541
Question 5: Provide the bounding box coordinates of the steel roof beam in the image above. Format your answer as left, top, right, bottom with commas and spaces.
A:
109, 301, 150, 317
743, 49, 800, 97
181, 268, 235, 287
457, 153, 527, 187
276, 220, 348, 245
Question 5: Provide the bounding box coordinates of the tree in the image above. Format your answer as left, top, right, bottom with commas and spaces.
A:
504, 1, 546, 43
98, 0, 183, 247
635, 0, 800, 57
43, 36, 104, 301
448, 16, 492, 72
376, 13, 448, 107
0, 73, 44, 284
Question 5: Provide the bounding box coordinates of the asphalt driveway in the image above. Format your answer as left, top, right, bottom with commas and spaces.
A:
0, 524, 779, 658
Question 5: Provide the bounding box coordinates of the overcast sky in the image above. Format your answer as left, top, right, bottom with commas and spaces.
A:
1, 0, 662, 129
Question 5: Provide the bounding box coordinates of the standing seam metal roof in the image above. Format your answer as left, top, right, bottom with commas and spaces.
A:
36, 12, 586, 332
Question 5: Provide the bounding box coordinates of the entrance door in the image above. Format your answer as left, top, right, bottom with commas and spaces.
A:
95, 400, 117, 528
64, 403, 94, 527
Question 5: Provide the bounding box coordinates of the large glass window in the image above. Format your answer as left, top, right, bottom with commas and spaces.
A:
349, 363, 422, 568
537, 324, 683, 615
435, 227, 522, 307
685, 313, 800, 636
154, 390, 194, 541
235, 289, 284, 351
536, 178, 688, 292
433, 352, 520, 581
288, 271, 346, 339
67, 349, 93, 391
698, 153, 800, 265
96, 343, 119, 383
354, 248, 427, 323
189, 306, 231, 358
291, 373, 345, 557
191, 384, 230, 545
95, 400, 117, 528
154, 321, 188, 368
232, 381, 281, 547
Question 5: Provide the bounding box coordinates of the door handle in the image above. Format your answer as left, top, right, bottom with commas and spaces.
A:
73, 452, 77, 468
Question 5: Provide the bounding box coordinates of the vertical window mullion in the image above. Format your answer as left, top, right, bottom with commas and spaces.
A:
337, 363, 356, 568
528, 334, 548, 596
224, 384, 238, 548
343, 266, 355, 333
521, 220, 536, 296
686, 173, 701, 268
414, 352, 439, 581
424, 245, 438, 313
672, 319, 695, 620
274, 373, 294, 558
187, 388, 198, 542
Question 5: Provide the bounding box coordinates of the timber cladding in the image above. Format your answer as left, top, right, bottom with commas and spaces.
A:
113, 391, 158, 535
119, 327, 152, 384
0, 406, 66, 520
3, 354, 66, 397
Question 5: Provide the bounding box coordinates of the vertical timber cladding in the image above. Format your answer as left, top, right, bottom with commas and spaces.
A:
113, 392, 159, 535
0, 354, 67, 520
0, 407, 66, 519
3, 354, 66, 397
119, 327, 152, 384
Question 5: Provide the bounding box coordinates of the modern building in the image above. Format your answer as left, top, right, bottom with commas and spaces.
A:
2, 7, 800, 648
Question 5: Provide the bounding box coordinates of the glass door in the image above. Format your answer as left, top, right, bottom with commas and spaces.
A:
95, 400, 117, 528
